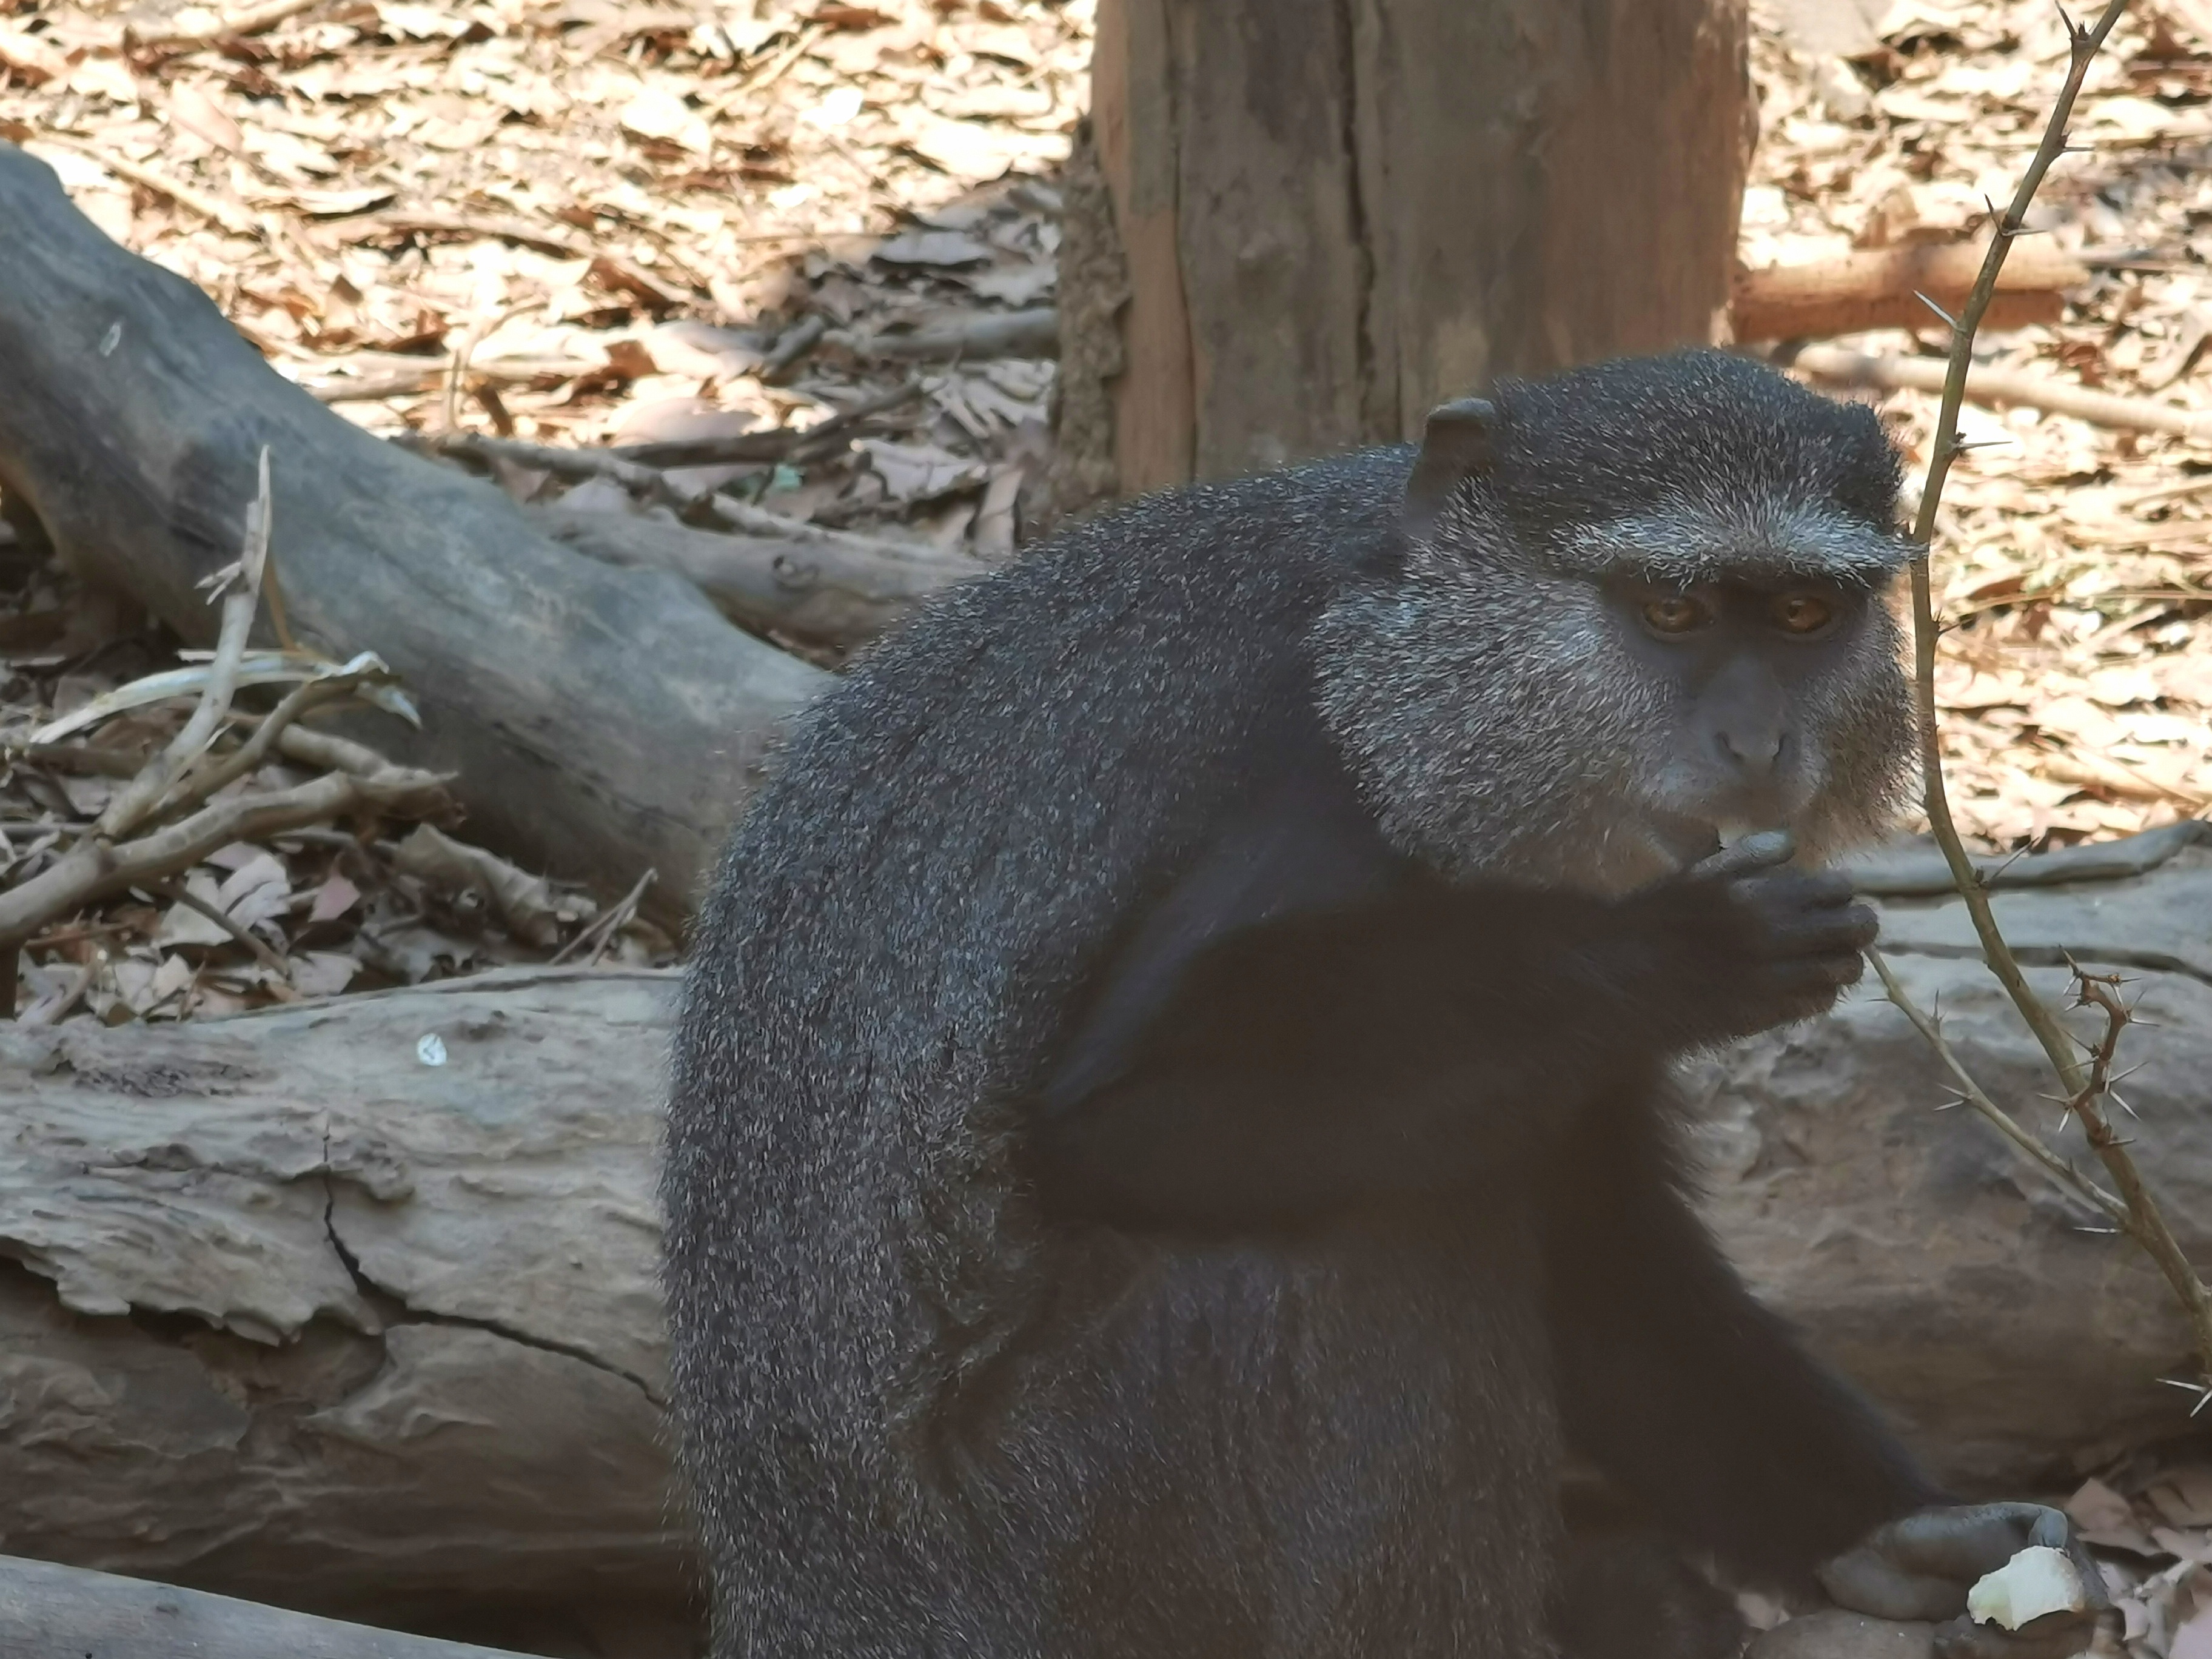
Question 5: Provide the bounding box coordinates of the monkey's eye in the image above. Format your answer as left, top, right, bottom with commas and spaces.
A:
1772, 594, 1835, 635
1640, 595, 1711, 637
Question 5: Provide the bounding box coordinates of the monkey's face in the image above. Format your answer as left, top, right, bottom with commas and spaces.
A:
1311, 512, 1915, 896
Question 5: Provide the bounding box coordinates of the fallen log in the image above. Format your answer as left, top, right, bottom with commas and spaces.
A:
533, 504, 988, 652
4, 845, 2210, 1632
0, 968, 693, 1643
1787, 342, 2212, 440
1732, 240, 2087, 341
0, 143, 830, 924
0, 1553, 533, 1659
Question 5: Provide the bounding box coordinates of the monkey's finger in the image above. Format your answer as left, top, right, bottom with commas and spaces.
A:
1930, 1609, 2099, 1659
1754, 901, 1878, 960
1817, 1548, 1965, 1621
1877, 1506, 2067, 1582
1689, 828, 1797, 882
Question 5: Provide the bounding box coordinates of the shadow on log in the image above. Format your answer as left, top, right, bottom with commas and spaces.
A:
0, 143, 829, 923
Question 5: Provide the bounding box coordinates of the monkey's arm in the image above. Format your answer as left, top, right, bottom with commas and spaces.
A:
1543, 1101, 1941, 1597
1033, 882, 1674, 1222
1030, 860, 1865, 1225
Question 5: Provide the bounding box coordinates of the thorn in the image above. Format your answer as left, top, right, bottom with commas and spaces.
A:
1915, 290, 1963, 331
2053, 0, 2075, 32
1952, 438, 2012, 454
2071, 1225, 2122, 1236
2109, 1090, 2140, 1121
2160, 1378, 2212, 1417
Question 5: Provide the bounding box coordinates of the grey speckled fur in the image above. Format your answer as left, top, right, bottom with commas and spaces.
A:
664, 351, 1918, 1658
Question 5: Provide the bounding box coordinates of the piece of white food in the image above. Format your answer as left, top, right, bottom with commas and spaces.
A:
1965, 1544, 2090, 1630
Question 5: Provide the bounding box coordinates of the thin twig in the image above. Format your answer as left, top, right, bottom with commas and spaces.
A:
93, 448, 272, 842
19, 956, 99, 1026
0, 763, 451, 943
1868, 949, 2125, 1227
549, 866, 656, 965
1897, 0, 2212, 1386
146, 877, 295, 985
150, 675, 366, 828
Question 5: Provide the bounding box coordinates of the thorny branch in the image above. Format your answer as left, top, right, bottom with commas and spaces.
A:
1882, 0, 2212, 1397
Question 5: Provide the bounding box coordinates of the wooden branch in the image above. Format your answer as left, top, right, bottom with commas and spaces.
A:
606, 381, 920, 468
327, 212, 687, 309
1790, 343, 2212, 439
827, 307, 1060, 363
1731, 239, 2086, 341
0, 760, 451, 942
0, 142, 830, 922
532, 504, 987, 651
1889, 0, 2212, 1391
95, 449, 271, 842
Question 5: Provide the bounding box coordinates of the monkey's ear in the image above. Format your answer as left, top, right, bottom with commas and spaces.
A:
1402, 397, 1497, 540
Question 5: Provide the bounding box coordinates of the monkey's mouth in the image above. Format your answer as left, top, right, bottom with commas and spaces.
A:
1648, 812, 1789, 874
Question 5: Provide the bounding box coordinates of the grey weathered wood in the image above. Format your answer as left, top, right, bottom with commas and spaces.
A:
0, 1552, 532, 1659
532, 503, 987, 652
0, 969, 692, 1643
1061, 0, 1752, 495
0, 143, 828, 922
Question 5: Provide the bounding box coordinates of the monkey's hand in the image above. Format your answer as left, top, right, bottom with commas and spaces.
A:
1818, 1504, 2106, 1659
1614, 830, 1877, 1044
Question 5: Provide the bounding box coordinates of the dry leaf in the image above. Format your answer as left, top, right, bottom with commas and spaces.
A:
169, 82, 243, 152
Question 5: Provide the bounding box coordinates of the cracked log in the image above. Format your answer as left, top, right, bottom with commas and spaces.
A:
0, 967, 694, 1655
3, 844, 2211, 1643
0, 143, 830, 925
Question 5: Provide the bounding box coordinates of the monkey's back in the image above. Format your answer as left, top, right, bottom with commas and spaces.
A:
664, 446, 1556, 1655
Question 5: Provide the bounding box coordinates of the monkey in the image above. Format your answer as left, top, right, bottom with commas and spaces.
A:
663, 349, 2104, 1659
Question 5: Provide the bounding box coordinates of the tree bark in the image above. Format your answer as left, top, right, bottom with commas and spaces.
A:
1056, 0, 1754, 504
0, 968, 694, 1653
0, 143, 828, 925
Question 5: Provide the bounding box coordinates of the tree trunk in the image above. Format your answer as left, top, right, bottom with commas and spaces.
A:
1054, 0, 1754, 507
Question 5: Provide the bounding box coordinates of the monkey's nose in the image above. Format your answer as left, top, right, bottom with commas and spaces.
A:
1714, 722, 1785, 779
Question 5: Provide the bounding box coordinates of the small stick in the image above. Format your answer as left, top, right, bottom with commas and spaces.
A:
18, 956, 99, 1026
1790, 344, 2212, 440
150, 675, 366, 826
1867, 948, 2123, 1227
549, 866, 656, 965
146, 876, 295, 985
0, 763, 451, 945
93, 449, 272, 842
32, 135, 256, 236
